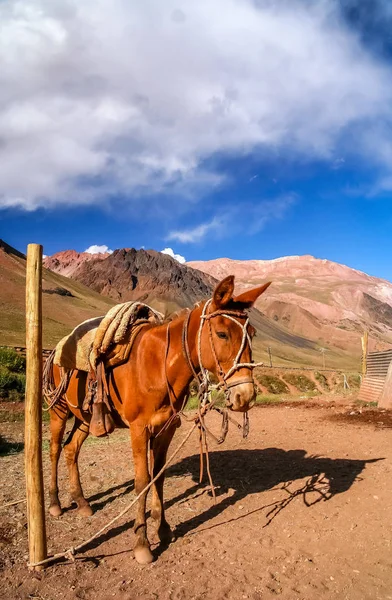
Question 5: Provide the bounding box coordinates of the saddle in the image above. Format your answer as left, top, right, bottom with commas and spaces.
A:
51, 301, 163, 437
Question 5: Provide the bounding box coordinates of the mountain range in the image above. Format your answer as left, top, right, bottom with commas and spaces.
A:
43, 246, 392, 370
2, 239, 391, 371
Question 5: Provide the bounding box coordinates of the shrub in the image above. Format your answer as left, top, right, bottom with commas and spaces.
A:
0, 365, 26, 400
283, 373, 316, 393
348, 374, 361, 389
314, 371, 329, 390
0, 348, 26, 373
256, 374, 289, 395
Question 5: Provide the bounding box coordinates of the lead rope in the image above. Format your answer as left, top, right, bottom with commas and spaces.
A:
27, 421, 199, 569
179, 300, 265, 500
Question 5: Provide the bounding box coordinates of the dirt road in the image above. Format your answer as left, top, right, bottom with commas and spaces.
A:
1, 401, 391, 600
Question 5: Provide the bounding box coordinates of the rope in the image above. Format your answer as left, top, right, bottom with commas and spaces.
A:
27, 421, 198, 568
42, 350, 75, 411
0, 498, 26, 510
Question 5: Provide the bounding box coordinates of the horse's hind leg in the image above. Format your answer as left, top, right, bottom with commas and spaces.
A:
63, 418, 92, 517
150, 424, 177, 544
49, 400, 69, 517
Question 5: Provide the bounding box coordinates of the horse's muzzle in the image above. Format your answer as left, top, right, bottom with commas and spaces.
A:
226, 382, 256, 412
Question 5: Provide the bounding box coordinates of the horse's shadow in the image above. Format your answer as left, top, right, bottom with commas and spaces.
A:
165, 448, 382, 539
81, 447, 382, 559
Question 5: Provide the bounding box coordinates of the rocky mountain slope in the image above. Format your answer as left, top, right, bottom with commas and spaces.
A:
188, 255, 392, 359
44, 248, 217, 315
0, 240, 115, 347
43, 247, 363, 369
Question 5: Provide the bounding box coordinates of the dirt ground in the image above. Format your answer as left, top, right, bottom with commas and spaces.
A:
1, 399, 392, 600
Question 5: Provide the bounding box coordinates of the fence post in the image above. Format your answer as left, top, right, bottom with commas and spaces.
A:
361, 331, 368, 376
25, 244, 47, 570
267, 346, 272, 368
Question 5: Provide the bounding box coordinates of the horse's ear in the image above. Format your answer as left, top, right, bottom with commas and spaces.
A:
234, 281, 272, 308
212, 275, 235, 309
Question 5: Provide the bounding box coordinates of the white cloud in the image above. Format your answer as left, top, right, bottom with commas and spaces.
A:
160, 247, 186, 263
167, 217, 224, 244
84, 244, 113, 255
0, 0, 392, 210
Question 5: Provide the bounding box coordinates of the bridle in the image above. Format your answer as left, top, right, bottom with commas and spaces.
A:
181, 299, 263, 422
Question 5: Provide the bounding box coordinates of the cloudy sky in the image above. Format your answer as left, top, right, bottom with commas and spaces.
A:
1, 0, 392, 278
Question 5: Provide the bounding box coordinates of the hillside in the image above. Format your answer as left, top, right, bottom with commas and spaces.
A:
0, 240, 116, 347
188, 255, 392, 364
43, 246, 360, 369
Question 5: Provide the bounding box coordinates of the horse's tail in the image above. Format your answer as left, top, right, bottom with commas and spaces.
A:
42, 349, 73, 411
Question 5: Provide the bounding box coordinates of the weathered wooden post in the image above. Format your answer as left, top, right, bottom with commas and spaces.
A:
25, 244, 47, 570
361, 331, 368, 376
268, 346, 272, 368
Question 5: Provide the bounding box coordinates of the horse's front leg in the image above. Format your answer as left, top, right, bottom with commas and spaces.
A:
130, 422, 153, 564
150, 424, 177, 544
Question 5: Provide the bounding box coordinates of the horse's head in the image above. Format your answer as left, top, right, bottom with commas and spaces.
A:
198, 275, 271, 412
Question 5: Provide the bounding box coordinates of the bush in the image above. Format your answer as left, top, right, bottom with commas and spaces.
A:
0, 348, 26, 373
0, 366, 26, 400
348, 374, 361, 389
256, 374, 289, 395
283, 373, 316, 393
314, 371, 329, 390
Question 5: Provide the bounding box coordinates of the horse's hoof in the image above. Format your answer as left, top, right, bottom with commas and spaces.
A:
134, 546, 154, 565
76, 504, 93, 517
49, 504, 62, 518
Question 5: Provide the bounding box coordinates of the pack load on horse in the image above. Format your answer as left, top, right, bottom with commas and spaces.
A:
43, 275, 271, 564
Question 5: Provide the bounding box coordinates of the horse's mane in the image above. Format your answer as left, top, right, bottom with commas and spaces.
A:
152, 296, 251, 329
161, 300, 206, 325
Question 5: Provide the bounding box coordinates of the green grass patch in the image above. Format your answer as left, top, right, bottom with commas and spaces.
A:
282, 373, 316, 393
0, 348, 26, 401
185, 396, 199, 411
0, 366, 25, 400
314, 371, 329, 390
348, 374, 361, 389
0, 347, 26, 373
255, 394, 284, 405
256, 374, 288, 395
355, 399, 378, 408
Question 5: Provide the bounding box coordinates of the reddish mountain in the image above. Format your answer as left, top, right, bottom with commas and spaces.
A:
188, 255, 392, 358
44, 249, 110, 277
44, 248, 217, 314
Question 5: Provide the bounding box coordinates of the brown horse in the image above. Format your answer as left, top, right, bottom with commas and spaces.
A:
48, 275, 271, 564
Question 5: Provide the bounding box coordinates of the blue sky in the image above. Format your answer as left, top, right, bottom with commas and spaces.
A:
1, 0, 392, 280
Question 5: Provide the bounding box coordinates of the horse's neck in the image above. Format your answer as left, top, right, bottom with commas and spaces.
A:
155, 305, 203, 403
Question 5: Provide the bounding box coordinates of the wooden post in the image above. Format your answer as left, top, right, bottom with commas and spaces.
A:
25, 244, 47, 570
268, 346, 272, 368
361, 331, 368, 376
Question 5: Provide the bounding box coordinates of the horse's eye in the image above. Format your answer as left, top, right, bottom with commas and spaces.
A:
216, 331, 228, 340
